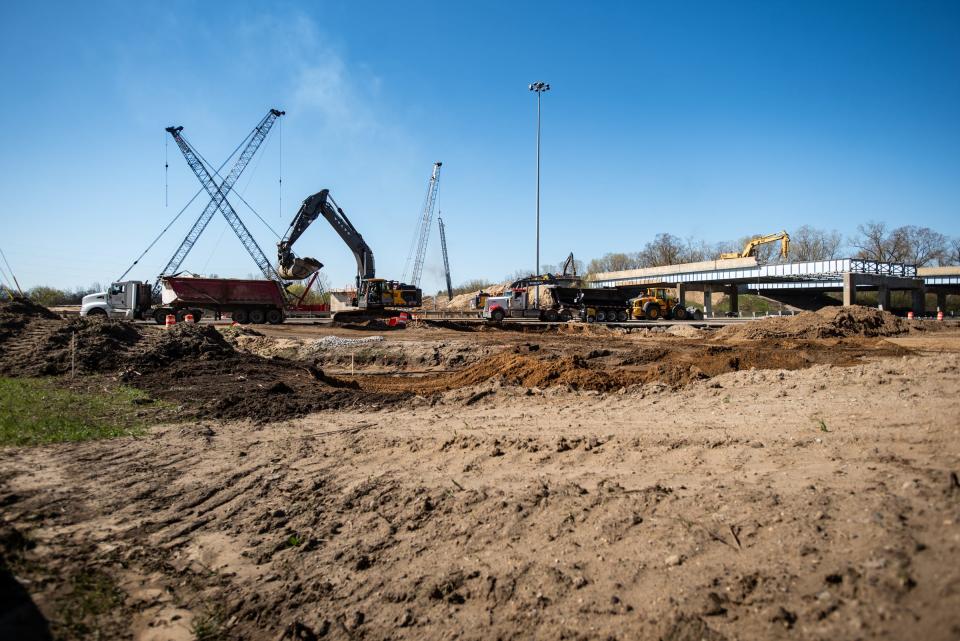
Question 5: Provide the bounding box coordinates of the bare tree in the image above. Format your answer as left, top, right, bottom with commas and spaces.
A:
850, 221, 891, 262
947, 238, 960, 266
899, 226, 947, 266
639, 233, 686, 267
791, 225, 843, 261
586, 252, 640, 274
851, 222, 946, 265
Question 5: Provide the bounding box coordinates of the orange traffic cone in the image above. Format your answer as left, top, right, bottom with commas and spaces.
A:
184, 313, 194, 323
907, 311, 914, 320
165, 314, 176, 328
937, 310, 944, 321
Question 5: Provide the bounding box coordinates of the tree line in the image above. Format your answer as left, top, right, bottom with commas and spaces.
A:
578, 223, 958, 275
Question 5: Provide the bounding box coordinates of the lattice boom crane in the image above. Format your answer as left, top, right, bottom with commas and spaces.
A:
164, 124, 283, 283
406, 162, 442, 288
153, 108, 283, 297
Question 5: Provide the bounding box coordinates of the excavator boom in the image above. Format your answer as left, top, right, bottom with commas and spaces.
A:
277, 190, 374, 286
720, 230, 790, 260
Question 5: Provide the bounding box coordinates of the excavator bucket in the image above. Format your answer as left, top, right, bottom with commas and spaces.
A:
278, 257, 323, 280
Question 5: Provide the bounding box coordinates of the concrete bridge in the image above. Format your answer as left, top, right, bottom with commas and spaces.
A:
591, 258, 960, 314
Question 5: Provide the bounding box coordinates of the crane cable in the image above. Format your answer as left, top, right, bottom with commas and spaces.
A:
115, 129, 257, 283
278, 116, 283, 219
190, 140, 282, 240
0, 245, 24, 295
164, 133, 169, 208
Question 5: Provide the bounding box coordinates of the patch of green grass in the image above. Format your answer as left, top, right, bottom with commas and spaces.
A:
0, 377, 153, 446
59, 569, 126, 637
191, 605, 226, 641
816, 418, 831, 433
285, 534, 303, 548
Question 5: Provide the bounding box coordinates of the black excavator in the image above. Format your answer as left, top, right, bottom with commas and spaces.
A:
277, 189, 422, 321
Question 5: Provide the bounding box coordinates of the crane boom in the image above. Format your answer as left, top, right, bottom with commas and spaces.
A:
278, 190, 374, 288
153, 109, 283, 297
405, 162, 442, 288
165, 125, 283, 283
438, 216, 453, 300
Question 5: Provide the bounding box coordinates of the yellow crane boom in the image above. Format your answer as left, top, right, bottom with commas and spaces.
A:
720, 230, 790, 260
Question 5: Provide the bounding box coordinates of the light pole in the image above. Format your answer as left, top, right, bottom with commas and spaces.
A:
529, 81, 550, 307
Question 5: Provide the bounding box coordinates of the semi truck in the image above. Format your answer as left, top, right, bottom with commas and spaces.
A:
80, 275, 328, 324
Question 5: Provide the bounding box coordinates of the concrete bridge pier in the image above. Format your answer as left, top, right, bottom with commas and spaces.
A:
726, 285, 739, 315
877, 284, 890, 310
676, 283, 687, 307
703, 286, 713, 317
844, 272, 925, 311
913, 288, 927, 314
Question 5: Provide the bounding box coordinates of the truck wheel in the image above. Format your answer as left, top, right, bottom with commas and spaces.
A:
232, 309, 249, 324
596, 311, 606, 322
86, 308, 107, 318
249, 308, 266, 324
491, 309, 505, 323
643, 302, 661, 320
560, 309, 573, 322
191, 309, 203, 322
544, 309, 559, 322
153, 309, 168, 325
617, 310, 628, 322
586, 314, 595, 323
266, 308, 283, 324
673, 305, 688, 320
175, 309, 190, 323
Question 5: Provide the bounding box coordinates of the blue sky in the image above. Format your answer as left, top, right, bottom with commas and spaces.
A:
1, 1, 958, 292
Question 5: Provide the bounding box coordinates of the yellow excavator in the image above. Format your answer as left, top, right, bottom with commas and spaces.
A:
720, 231, 790, 260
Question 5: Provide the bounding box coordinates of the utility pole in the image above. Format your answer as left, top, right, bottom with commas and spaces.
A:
529, 81, 550, 306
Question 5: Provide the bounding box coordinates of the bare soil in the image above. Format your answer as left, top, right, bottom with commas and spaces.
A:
1, 300, 959, 640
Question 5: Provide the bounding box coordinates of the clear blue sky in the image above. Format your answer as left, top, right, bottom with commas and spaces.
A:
2, 1, 958, 292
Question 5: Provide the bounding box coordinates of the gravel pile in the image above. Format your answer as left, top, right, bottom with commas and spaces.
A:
305, 335, 386, 350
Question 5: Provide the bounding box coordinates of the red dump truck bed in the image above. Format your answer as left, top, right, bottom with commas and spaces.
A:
161, 276, 286, 307
154, 276, 328, 325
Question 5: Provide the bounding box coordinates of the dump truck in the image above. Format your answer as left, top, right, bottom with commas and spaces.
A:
561, 287, 636, 322
80, 276, 328, 324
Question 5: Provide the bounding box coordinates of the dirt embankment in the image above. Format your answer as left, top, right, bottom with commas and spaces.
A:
0, 300, 917, 419
716, 306, 907, 340
0, 300, 402, 423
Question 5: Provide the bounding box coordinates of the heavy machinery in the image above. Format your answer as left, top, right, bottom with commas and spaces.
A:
630, 288, 703, 321
275, 189, 421, 320
83, 117, 331, 325
720, 231, 790, 260
80, 274, 327, 324
481, 266, 581, 322
402, 162, 443, 288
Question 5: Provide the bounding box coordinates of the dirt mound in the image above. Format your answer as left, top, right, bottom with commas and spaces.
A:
0, 315, 400, 423
122, 325, 401, 423
448, 352, 623, 390
133, 323, 234, 367
717, 305, 907, 340
446, 284, 507, 310
0, 297, 60, 344
132, 355, 399, 423
0, 316, 142, 376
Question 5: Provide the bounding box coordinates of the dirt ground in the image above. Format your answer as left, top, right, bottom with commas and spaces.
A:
2, 302, 960, 640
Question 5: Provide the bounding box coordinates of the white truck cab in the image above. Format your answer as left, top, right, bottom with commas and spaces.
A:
80, 281, 152, 319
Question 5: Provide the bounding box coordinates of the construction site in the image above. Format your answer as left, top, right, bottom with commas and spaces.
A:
2, 11, 960, 640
